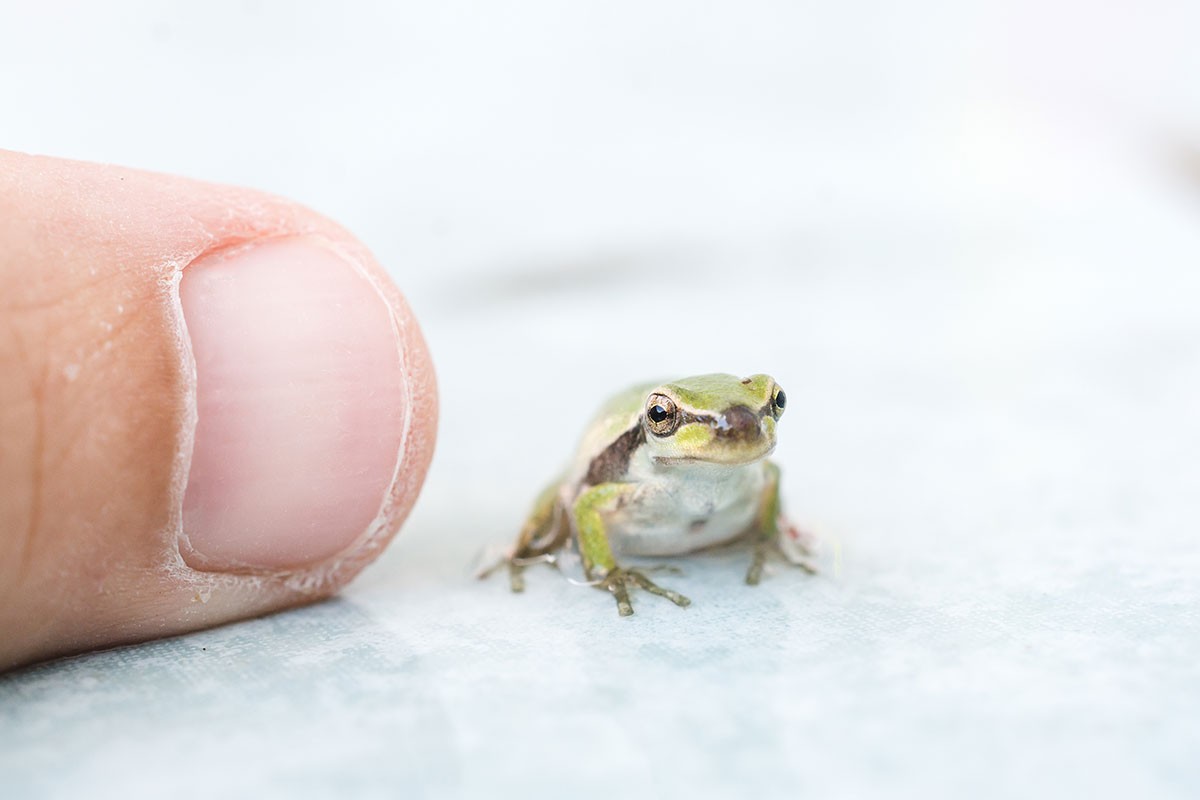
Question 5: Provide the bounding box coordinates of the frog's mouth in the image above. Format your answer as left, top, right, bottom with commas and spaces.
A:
654, 442, 776, 467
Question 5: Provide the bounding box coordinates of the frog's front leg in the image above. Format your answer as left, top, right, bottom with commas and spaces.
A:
573, 483, 692, 617
745, 461, 818, 585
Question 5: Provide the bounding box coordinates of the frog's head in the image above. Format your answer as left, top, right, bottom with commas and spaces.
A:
640, 373, 786, 466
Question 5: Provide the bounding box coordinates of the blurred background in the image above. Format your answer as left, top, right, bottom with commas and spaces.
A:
2, 1, 1198, 798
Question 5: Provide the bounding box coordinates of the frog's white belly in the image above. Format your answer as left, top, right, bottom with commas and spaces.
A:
604, 460, 767, 557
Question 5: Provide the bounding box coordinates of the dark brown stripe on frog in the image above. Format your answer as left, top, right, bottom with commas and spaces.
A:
584, 423, 646, 485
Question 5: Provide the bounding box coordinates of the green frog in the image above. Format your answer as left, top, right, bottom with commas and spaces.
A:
484, 373, 815, 616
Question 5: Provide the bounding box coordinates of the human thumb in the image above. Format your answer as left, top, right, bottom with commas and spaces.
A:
0, 151, 437, 669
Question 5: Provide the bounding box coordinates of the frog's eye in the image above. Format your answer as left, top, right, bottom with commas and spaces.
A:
645, 394, 680, 436
772, 387, 787, 418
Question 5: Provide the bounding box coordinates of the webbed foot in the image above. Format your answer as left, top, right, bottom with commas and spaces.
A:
600, 566, 691, 616
745, 520, 819, 585
477, 551, 558, 593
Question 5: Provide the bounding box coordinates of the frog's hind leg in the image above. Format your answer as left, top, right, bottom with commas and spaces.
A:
479, 480, 569, 593
745, 461, 818, 585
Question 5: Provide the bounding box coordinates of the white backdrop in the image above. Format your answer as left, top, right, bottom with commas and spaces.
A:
2, 2, 1199, 798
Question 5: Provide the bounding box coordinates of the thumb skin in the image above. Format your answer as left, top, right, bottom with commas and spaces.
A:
0, 151, 437, 670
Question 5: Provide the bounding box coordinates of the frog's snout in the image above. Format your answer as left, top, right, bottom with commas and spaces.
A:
714, 405, 762, 443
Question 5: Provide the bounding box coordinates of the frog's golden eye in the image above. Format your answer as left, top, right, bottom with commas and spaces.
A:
645, 394, 680, 436
772, 387, 787, 418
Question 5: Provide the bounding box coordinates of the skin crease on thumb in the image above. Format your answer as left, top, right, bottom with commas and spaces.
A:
0, 151, 438, 669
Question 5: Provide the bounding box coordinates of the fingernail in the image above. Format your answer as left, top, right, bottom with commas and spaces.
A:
178, 236, 406, 571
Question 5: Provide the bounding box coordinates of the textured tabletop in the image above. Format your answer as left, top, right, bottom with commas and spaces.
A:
2, 3, 1199, 798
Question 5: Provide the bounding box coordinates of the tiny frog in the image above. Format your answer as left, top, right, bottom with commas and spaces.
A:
483, 373, 815, 616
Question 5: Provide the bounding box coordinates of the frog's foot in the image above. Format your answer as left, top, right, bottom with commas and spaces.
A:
474, 551, 509, 581
507, 560, 526, 593
600, 567, 691, 617
745, 534, 819, 586
779, 516, 818, 559
476, 551, 559, 593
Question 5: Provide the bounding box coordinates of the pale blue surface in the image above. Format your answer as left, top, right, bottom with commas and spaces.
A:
3, 1, 1200, 797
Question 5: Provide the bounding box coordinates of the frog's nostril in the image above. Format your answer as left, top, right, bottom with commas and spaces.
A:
718, 405, 760, 441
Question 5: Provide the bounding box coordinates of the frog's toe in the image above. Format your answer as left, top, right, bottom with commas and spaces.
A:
598, 567, 690, 615
746, 539, 819, 584
606, 578, 635, 616
627, 569, 691, 608
745, 543, 768, 585
791, 556, 819, 575
779, 531, 820, 574
508, 561, 526, 593
634, 563, 685, 576
475, 552, 512, 582
779, 518, 818, 558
